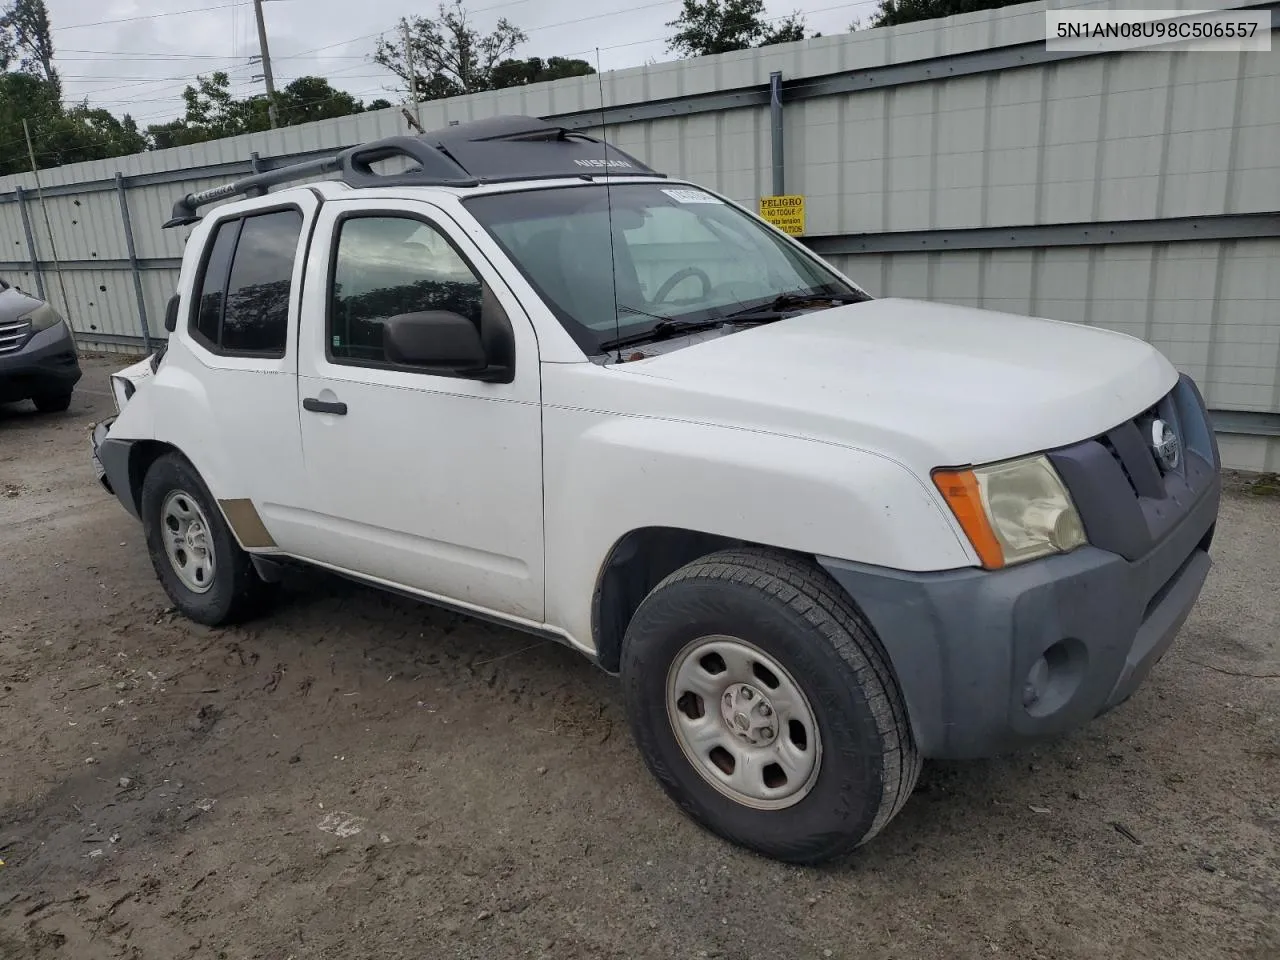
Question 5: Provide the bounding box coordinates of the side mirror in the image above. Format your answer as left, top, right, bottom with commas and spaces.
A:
383, 311, 488, 375
163, 293, 180, 333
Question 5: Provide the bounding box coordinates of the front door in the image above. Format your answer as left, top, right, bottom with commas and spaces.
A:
285, 199, 544, 622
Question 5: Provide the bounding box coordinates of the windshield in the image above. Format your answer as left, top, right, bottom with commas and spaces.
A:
464, 183, 866, 355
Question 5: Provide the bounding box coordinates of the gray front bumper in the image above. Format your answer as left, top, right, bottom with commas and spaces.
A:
91, 418, 114, 489
819, 476, 1219, 760
0, 321, 81, 403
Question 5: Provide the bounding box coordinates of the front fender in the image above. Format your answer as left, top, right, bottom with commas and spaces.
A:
542, 406, 974, 651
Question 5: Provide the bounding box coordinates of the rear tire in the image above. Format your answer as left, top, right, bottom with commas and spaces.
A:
620, 548, 920, 864
33, 392, 72, 413
140, 453, 272, 626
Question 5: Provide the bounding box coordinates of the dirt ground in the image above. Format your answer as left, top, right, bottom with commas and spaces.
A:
1, 355, 1277, 960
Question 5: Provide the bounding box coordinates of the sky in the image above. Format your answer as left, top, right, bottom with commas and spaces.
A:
43, 0, 881, 127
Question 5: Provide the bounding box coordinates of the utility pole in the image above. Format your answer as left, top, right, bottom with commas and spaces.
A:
21, 120, 70, 322
252, 0, 279, 129
402, 20, 421, 131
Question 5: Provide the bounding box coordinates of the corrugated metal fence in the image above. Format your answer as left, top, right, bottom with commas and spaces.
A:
2, 0, 1278, 469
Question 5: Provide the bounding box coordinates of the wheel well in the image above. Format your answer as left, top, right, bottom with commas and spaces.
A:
123, 440, 181, 516
592, 527, 746, 674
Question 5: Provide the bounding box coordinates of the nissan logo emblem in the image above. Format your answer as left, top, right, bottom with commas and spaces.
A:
1150, 418, 1181, 472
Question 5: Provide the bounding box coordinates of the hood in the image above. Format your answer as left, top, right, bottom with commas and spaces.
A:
0, 285, 45, 323
613, 298, 1178, 469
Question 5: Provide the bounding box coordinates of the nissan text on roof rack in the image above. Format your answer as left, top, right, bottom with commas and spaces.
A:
90, 116, 1221, 864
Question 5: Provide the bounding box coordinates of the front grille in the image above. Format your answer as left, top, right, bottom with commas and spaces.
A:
0, 319, 31, 355
1098, 433, 1137, 495
1049, 374, 1217, 562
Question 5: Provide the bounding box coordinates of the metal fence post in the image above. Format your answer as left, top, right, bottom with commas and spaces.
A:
114, 172, 153, 352
14, 185, 45, 299
769, 71, 785, 197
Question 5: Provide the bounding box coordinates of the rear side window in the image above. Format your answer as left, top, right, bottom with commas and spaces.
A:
194, 222, 236, 345
328, 215, 485, 366
190, 209, 302, 357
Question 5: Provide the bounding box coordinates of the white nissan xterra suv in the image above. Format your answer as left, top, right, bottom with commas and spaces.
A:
92, 116, 1221, 864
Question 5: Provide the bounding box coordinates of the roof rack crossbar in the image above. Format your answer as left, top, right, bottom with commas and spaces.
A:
162, 155, 339, 228
162, 116, 662, 229
162, 136, 478, 228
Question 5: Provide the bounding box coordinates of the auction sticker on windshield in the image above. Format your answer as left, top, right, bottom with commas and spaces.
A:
662, 188, 722, 204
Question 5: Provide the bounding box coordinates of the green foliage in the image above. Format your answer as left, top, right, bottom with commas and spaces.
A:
276, 76, 366, 125
1, 3, 144, 175
869, 0, 1026, 28
489, 56, 595, 89
0, 72, 147, 175
666, 0, 808, 57
144, 73, 374, 150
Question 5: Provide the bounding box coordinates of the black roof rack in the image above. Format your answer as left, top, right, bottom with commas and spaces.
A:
162, 115, 663, 228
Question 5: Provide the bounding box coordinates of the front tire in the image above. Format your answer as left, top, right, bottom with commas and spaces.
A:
140, 453, 272, 626
33, 392, 72, 413
620, 548, 920, 864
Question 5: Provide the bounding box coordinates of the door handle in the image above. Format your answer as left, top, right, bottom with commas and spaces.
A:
303, 397, 347, 415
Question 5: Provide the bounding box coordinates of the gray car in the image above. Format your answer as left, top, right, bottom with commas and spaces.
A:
0, 277, 82, 412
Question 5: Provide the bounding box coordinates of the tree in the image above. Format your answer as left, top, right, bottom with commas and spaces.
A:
0, 18, 12, 69
1, 0, 57, 89
145, 72, 373, 150
366, 98, 393, 111
490, 56, 595, 89
0, 1, 144, 174
0, 72, 149, 174
275, 76, 365, 125
666, 0, 808, 58
0, 70, 57, 174
868, 0, 1025, 28
373, 1, 527, 100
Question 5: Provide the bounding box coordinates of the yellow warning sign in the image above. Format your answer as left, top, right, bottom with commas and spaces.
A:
759, 195, 805, 236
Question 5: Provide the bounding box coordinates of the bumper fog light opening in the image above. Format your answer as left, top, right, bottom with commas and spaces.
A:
1022, 638, 1088, 720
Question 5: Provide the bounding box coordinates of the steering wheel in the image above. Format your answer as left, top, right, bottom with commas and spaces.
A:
652, 267, 712, 305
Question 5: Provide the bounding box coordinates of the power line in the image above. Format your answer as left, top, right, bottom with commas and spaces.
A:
56, 52, 261, 60
51, 1, 254, 32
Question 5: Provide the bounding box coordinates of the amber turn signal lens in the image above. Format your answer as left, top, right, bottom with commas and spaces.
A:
932, 469, 1005, 570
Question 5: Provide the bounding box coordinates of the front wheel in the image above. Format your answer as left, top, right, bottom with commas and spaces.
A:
33, 392, 72, 413
620, 548, 920, 864
140, 453, 272, 626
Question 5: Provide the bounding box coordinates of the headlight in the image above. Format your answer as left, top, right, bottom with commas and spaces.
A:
933, 455, 1086, 570
21, 302, 63, 332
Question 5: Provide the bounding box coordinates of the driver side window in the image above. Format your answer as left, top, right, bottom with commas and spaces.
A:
328, 215, 486, 367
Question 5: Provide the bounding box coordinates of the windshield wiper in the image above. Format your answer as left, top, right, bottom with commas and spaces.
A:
597, 289, 867, 352
720, 289, 868, 323
598, 316, 722, 352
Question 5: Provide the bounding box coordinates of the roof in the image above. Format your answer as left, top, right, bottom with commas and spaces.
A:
163, 115, 664, 228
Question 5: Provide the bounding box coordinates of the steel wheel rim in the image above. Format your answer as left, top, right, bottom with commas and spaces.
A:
666, 635, 822, 810
160, 490, 216, 594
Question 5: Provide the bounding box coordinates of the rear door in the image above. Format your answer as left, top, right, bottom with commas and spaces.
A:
174, 194, 319, 552
285, 198, 545, 622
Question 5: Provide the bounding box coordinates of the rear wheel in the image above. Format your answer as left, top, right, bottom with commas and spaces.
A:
621, 548, 920, 864
140, 453, 272, 626
33, 392, 72, 413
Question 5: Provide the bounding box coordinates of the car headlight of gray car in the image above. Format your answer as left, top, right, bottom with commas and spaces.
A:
21, 302, 64, 332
